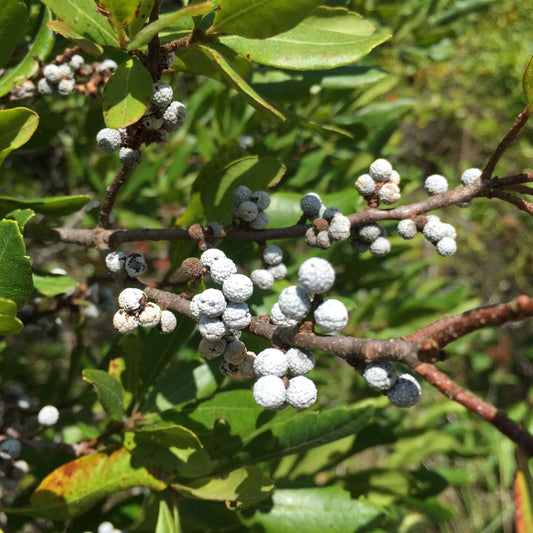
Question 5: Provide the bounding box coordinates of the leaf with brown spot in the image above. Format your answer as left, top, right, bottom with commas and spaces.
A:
5, 447, 166, 520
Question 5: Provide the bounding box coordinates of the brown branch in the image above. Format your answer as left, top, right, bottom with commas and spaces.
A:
487, 189, 533, 215
413, 363, 533, 457
19, 437, 95, 457
482, 107, 532, 180
97, 165, 129, 229
406, 295, 533, 348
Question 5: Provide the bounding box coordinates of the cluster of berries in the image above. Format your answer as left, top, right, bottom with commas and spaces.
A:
355, 158, 402, 206
362, 361, 422, 408
272, 257, 349, 333
398, 215, 458, 257
232, 185, 271, 230
96, 79, 186, 167
105, 251, 147, 279
190, 249, 254, 376
35, 56, 118, 97
252, 347, 317, 410
300, 193, 352, 248
250, 244, 287, 290
112, 288, 177, 334
351, 222, 390, 257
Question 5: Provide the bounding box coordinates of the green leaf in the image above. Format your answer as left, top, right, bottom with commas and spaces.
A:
195, 44, 285, 121
102, 57, 153, 128
145, 360, 219, 411
212, 0, 321, 39
41, 0, 118, 46
126, 2, 214, 50
0, 194, 90, 217
126, 0, 155, 39
0, 0, 27, 68
174, 44, 250, 81
160, 391, 374, 470
523, 55, 533, 111
239, 403, 375, 466
5, 209, 34, 231
46, 20, 103, 56
155, 498, 180, 533
220, 7, 391, 70
6, 447, 166, 520
196, 155, 285, 225
0, 297, 23, 335
32, 270, 78, 297
0, 219, 32, 310
173, 465, 274, 509
83, 368, 125, 421
0, 7, 54, 97
239, 487, 385, 532
0, 107, 39, 166
97, 0, 141, 26
125, 424, 211, 479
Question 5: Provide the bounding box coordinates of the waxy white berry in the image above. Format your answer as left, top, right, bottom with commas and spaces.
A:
113, 309, 140, 333
152, 82, 173, 108
314, 299, 348, 333
278, 286, 312, 321
328, 214, 351, 241
356, 223, 384, 243
118, 288, 146, 312
286, 348, 315, 375
423, 220, 456, 244
386, 373, 422, 407
160, 310, 177, 333
369, 236, 391, 257
253, 375, 287, 410
201, 248, 226, 268
251, 269, 275, 290
96, 128, 122, 152
378, 182, 401, 205
436, 237, 457, 257
363, 362, 397, 391
270, 302, 298, 327
424, 174, 448, 195
460, 168, 482, 186
397, 219, 417, 240
105, 251, 126, 273
223, 274, 253, 303
298, 257, 335, 294
198, 316, 227, 340
196, 288, 227, 318
369, 158, 392, 182
210, 257, 237, 284
267, 262, 287, 281
286, 376, 317, 409
263, 245, 283, 266
69, 54, 85, 70
355, 174, 376, 196
222, 302, 252, 330
43, 64, 61, 84
138, 302, 162, 328
254, 348, 288, 377
37, 405, 60, 426
163, 101, 186, 129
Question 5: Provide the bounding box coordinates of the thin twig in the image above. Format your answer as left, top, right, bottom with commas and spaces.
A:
482, 107, 532, 180
413, 363, 533, 457
97, 165, 129, 229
